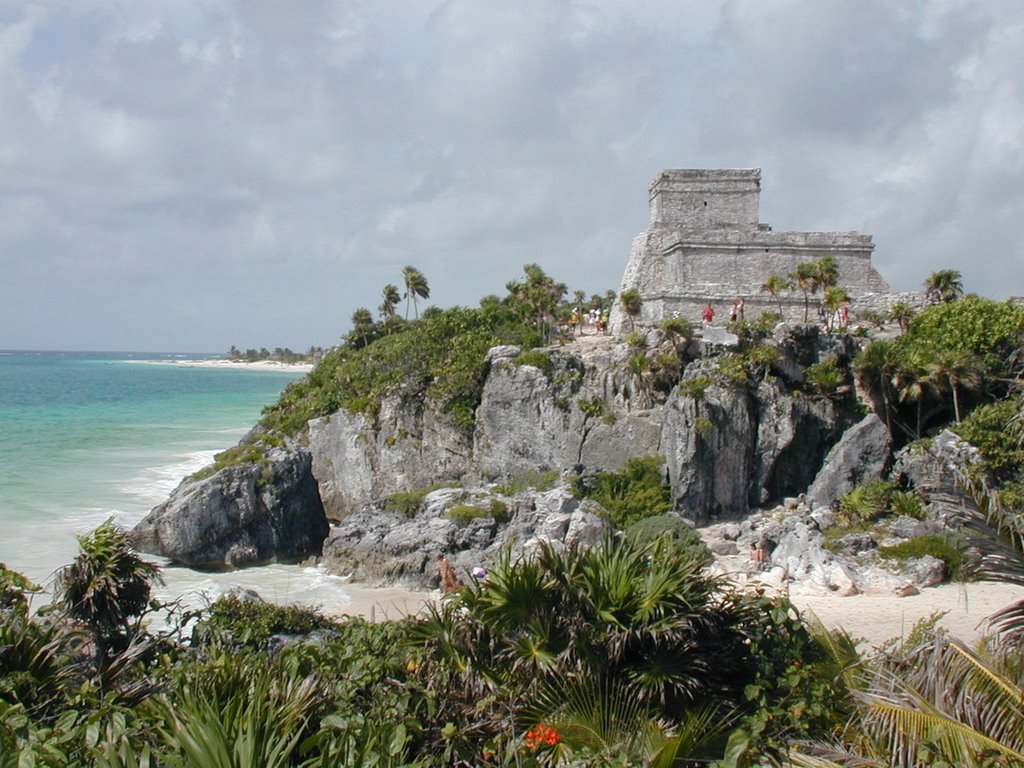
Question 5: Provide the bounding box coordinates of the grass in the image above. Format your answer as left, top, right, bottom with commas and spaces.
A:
494, 469, 560, 496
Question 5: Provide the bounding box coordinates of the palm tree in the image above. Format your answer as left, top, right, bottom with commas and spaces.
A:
379, 284, 401, 321
790, 262, 818, 322
349, 307, 375, 348
416, 535, 751, 727
505, 263, 566, 343
821, 285, 850, 331
401, 266, 430, 319
811, 255, 839, 290
619, 288, 643, 331
55, 518, 160, 666
889, 301, 915, 332
926, 349, 984, 423
792, 633, 1024, 767
854, 341, 899, 434
891, 361, 934, 439
760, 274, 790, 317
924, 269, 964, 304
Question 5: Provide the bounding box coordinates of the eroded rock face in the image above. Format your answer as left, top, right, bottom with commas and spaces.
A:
804, 413, 891, 511
308, 397, 472, 523
663, 368, 852, 521
130, 449, 328, 569
320, 485, 611, 588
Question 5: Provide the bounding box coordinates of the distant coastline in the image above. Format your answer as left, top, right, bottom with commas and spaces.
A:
128, 358, 314, 373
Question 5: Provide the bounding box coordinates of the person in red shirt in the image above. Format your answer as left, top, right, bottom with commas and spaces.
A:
702, 303, 715, 324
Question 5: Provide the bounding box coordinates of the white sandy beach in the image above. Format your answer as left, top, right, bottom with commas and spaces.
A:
131, 358, 314, 373
788, 582, 1022, 648
334, 581, 1022, 649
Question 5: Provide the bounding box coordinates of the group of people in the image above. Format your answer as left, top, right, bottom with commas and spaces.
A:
568, 307, 610, 335
700, 297, 852, 329
700, 298, 745, 325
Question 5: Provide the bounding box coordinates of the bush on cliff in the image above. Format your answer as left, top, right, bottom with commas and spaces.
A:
262, 306, 501, 434
577, 456, 672, 528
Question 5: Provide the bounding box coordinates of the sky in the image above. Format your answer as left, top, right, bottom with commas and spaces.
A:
2, 0, 1022, 352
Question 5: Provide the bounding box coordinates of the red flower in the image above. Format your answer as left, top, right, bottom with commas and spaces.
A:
525, 723, 561, 749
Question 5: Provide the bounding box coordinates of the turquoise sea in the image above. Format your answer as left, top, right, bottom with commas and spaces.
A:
0, 350, 356, 613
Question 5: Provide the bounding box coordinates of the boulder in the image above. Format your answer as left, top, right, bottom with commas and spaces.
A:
805, 413, 891, 510
131, 449, 328, 569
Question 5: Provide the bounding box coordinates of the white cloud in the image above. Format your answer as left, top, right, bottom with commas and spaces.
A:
1, 0, 1022, 350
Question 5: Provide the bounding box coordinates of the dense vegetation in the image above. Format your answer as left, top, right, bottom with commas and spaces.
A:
259, 264, 617, 436
6, 517, 1024, 766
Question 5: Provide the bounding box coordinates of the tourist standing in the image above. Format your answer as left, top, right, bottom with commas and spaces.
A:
702, 303, 715, 325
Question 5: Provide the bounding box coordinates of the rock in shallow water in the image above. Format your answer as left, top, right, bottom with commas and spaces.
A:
130, 448, 329, 569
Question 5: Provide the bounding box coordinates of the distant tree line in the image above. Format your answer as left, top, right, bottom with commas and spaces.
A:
225, 345, 325, 364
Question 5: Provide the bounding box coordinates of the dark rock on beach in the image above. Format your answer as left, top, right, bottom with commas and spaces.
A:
130, 448, 329, 569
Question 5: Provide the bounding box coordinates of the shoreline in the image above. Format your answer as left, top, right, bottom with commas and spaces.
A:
129, 358, 314, 373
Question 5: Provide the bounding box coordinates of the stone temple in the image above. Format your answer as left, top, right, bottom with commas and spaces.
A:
608, 169, 891, 334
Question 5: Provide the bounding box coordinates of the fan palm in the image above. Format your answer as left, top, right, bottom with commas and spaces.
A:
619, 288, 643, 331
379, 283, 401, 320
790, 262, 818, 322
418, 535, 751, 721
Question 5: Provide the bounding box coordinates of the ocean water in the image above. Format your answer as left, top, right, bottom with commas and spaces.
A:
0, 350, 357, 615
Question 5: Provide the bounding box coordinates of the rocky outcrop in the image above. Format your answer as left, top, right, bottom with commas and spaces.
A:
804, 413, 891, 510
663, 367, 852, 522
320, 484, 609, 588
131, 449, 328, 569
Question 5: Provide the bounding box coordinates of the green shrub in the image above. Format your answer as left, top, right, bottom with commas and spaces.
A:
261, 306, 503, 435
805, 358, 845, 395
194, 594, 336, 648
445, 504, 488, 525
494, 469, 559, 496
623, 514, 709, 564
385, 482, 461, 518
578, 395, 607, 418
695, 415, 714, 437
837, 480, 895, 525
581, 456, 672, 529
626, 332, 647, 350
488, 499, 510, 523
513, 350, 554, 379
677, 375, 712, 400
658, 316, 694, 338
447, 498, 511, 525
888, 489, 926, 519
385, 488, 431, 518
878, 535, 966, 581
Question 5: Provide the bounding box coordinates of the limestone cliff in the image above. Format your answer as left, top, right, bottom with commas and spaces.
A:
308, 327, 859, 528
133, 324, 867, 575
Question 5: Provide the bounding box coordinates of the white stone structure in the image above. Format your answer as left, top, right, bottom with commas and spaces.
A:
609, 169, 891, 334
